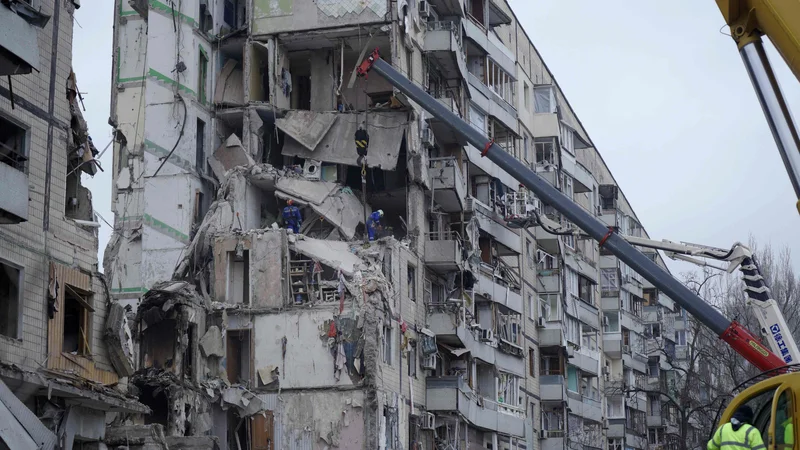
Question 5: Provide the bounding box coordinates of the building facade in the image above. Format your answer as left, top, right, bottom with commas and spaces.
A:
105, 0, 699, 449
0, 1, 146, 449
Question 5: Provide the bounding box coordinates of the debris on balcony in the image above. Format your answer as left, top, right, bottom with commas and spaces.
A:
208, 134, 254, 180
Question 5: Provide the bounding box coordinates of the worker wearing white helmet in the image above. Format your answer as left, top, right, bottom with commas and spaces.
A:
367, 209, 384, 241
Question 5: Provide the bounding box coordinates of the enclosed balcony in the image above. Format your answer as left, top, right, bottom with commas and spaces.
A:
428, 88, 467, 145
0, 118, 29, 223
424, 231, 465, 274
427, 305, 524, 375
426, 376, 525, 437
429, 157, 467, 212
475, 265, 523, 314
428, 0, 465, 16
424, 21, 467, 82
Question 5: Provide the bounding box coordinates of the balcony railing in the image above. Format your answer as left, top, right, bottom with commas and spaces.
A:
425, 229, 462, 242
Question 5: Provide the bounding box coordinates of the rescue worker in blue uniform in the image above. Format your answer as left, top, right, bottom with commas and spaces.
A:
707, 405, 765, 450
366, 209, 384, 241
283, 199, 302, 234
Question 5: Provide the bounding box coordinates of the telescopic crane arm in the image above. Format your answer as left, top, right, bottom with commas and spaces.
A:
621, 236, 799, 365
716, 0, 800, 214
357, 49, 786, 372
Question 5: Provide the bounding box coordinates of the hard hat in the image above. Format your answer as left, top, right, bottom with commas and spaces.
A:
378, 209, 384, 217
287, 199, 294, 206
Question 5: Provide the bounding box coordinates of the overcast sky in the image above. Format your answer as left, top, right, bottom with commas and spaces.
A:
72, 1, 800, 275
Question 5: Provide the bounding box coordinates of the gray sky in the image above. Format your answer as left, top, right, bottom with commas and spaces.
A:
73, 1, 800, 275
515, 0, 800, 274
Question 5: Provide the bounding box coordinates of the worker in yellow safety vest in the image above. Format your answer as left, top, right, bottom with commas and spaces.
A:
777, 395, 794, 450
708, 405, 765, 450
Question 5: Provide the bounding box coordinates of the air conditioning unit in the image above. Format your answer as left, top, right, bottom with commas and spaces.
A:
602, 366, 610, 375
422, 354, 437, 370
537, 317, 546, 328
479, 329, 494, 342
422, 412, 436, 430
418, 0, 431, 18
421, 127, 435, 148
623, 344, 631, 354
539, 430, 547, 439
566, 346, 575, 358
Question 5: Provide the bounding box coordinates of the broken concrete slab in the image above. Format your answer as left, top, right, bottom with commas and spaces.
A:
208, 134, 254, 180
308, 187, 367, 240
199, 326, 224, 358
213, 59, 244, 105
292, 237, 363, 276
276, 110, 337, 151
104, 302, 135, 377
275, 177, 338, 206
281, 112, 407, 170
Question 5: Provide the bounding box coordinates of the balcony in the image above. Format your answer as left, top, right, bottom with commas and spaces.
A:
425, 231, 464, 273
429, 158, 467, 212
540, 434, 565, 450
603, 332, 622, 358
424, 21, 467, 82
540, 322, 565, 348
467, 72, 518, 133
574, 346, 601, 376
540, 373, 567, 402
532, 113, 560, 139
475, 267, 523, 314
567, 391, 603, 422
0, 161, 28, 223
428, 0, 465, 16
577, 298, 600, 330
647, 412, 664, 427
426, 376, 525, 437
427, 308, 524, 375
538, 269, 560, 293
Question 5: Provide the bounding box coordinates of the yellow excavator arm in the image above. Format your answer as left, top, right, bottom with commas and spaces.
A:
716, 0, 800, 214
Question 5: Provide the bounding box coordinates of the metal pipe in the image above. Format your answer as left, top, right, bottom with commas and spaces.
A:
366, 54, 786, 371
740, 40, 800, 209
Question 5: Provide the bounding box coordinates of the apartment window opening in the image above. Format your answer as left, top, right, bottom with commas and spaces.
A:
407, 265, 416, 302
383, 325, 393, 365
62, 285, 94, 356
227, 330, 252, 385
196, 118, 205, 173
0, 116, 27, 171
227, 250, 250, 304
524, 83, 531, 110
535, 138, 556, 166
198, 49, 208, 104
408, 341, 417, 377
0, 261, 21, 338
467, 0, 485, 27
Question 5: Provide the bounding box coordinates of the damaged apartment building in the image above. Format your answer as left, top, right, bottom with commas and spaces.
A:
106, 0, 688, 450
0, 0, 153, 449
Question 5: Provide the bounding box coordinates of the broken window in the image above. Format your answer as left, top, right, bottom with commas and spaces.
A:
0, 115, 27, 171
227, 330, 252, 385
141, 384, 169, 427
382, 325, 393, 366
529, 348, 535, 377
534, 137, 556, 166
65, 169, 92, 221
0, 261, 21, 338
533, 85, 556, 114
196, 118, 205, 173
408, 341, 417, 378
383, 407, 398, 449
183, 324, 195, 379
407, 265, 416, 302
141, 319, 177, 370
199, 0, 213, 33
199, 48, 209, 104
486, 59, 514, 106
467, 0, 485, 27
223, 0, 245, 29
62, 284, 93, 356
227, 249, 250, 304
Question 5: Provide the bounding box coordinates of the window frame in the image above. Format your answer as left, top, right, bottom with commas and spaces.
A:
0, 113, 30, 173
533, 85, 556, 114
0, 258, 24, 340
